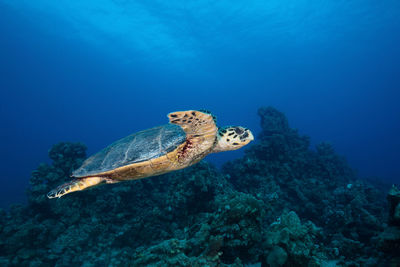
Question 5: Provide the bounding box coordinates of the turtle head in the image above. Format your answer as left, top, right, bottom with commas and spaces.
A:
212, 126, 254, 153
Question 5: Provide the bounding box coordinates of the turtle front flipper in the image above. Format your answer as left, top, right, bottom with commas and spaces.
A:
168, 110, 217, 139
167, 110, 218, 164
47, 177, 114, 199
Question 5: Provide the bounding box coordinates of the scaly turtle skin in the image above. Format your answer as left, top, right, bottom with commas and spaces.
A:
47, 110, 254, 198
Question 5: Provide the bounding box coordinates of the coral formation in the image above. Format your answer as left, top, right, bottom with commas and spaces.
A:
377, 185, 400, 265
0, 107, 397, 266
388, 185, 400, 226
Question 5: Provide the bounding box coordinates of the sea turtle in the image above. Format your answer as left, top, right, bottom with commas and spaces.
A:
47, 110, 254, 198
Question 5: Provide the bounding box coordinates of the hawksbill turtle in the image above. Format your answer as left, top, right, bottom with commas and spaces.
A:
47, 110, 254, 198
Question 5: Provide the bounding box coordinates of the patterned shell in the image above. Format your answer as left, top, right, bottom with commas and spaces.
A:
72, 124, 186, 177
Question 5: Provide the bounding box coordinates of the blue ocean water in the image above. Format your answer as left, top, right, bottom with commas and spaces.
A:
0, 0, 399, 209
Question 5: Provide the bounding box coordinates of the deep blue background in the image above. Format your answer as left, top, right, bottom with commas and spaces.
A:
1, 0, 399, 208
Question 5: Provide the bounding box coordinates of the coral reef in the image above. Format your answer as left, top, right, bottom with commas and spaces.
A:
0, 107, 397, 266
387, 185, 400, 226
377, 185, 400, 265
224, 107, 387, 264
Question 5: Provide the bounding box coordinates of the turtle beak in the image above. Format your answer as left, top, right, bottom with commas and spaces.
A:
242, 129, 254, 144
248, 130, 254, 141
249, 132, 254, 141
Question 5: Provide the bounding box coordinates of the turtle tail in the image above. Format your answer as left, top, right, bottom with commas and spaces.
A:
47, 177, 105, 199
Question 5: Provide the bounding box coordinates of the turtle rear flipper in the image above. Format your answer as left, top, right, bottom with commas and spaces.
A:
47, 177, 115, 198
